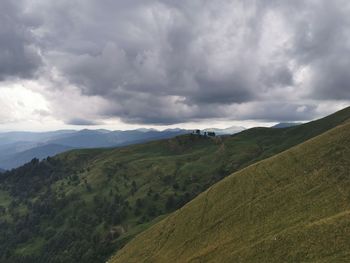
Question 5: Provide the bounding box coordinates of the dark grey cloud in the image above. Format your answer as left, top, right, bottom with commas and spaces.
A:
36, 0, 263, 124
0, 0, 41, 80
1, 0, 349, 125
233, 103, 318, 122
67, 118, 101, 126
286, 0, 350, 100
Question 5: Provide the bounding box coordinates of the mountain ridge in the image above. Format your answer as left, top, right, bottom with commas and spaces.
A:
0, 127, 247, 169
271, 122, 303, 128
0, 129, 190, 169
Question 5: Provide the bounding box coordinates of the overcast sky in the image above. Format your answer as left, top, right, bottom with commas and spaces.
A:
0, 0, 349, 131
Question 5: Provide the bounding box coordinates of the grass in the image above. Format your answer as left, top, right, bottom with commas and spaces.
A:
110, 121, 350, 263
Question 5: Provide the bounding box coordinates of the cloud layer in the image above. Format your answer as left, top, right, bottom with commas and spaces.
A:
1, 0, 350, 126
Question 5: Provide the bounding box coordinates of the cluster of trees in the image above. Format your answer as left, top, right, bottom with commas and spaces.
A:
0, 155, 210, 263
0, 158, 120, 263
192, 130, 216, 137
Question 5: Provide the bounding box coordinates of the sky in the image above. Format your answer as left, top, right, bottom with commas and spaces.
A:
0, 0, 349, 131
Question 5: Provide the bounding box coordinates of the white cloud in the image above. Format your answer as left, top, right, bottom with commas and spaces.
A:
0, 81, 49, 123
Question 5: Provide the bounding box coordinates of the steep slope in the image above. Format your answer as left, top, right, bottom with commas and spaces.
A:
111, 121, 350, 263
0, 107, 349, 263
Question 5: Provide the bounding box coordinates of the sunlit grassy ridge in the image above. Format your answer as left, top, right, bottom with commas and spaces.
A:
0, 107, 349, 262
111, 121, 350, 263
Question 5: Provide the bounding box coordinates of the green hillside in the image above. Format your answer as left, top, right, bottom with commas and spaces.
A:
111, 119, 350, 263
0, 107, 349, 263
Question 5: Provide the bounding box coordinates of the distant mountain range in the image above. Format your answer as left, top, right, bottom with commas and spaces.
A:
0, 129, 187, 170
203, 125, 245, 135
271, 122, 303, 128
0, 126, 245, 170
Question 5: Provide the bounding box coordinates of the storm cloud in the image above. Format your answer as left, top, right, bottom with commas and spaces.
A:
0, 0, 41, 80
1, 0, 350, 126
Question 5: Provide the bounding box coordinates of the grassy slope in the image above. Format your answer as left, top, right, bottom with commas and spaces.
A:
111, 121, 350, 263
0, 107, 349, 262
